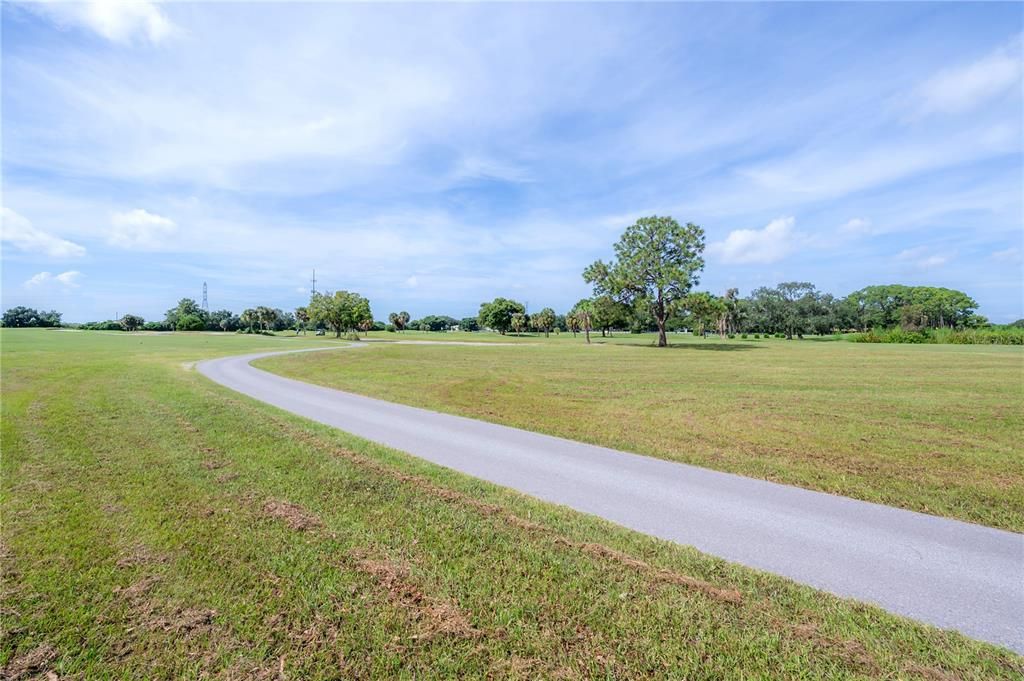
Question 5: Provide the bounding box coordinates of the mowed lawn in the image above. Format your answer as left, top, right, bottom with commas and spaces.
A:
259, 333, 1024, 532
3, 329, 1022, 678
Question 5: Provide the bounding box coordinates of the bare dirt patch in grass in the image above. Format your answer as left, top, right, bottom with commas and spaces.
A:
1, 642, 57, 681
352, 552, 480, 641
261, 499, 323, 532
116, 544, 170, 569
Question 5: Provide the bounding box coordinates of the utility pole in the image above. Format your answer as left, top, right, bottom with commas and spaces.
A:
202, 282, 209, 313
311, 269, 317, 296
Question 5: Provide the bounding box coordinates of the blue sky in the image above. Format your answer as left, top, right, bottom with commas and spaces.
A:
2, 2, 1021, 323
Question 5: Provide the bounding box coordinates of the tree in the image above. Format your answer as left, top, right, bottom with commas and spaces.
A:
2, 307, 62, 328
240, 309, 257, 332
388, 311, 410, 332
590, 296, 630, 337
295, 306, 310, 334
165, 298, 206, 329
681, 292, 724, 337
206, 309, 234, 331
478, 298, 526, 335
584, 216, 705, 347
119, 314, 145, 332
566, 311, 581, 337
510, 312, 529, 335
308, 290, 372, 338
570, 299, 594, 344
776, 282, 818, 339
176, 314, 205, 331
411, 315, 458, 332
458, 317, 480, 332
531, 307, 557, 337
255, 306, 279, 332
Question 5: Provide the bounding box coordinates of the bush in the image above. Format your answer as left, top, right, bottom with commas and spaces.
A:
176, 314, 205, 331
741, 333, 748, 339
849, 327, 1023, 345
385, 324, 396, 332
82, 320, 122, 331
775, 333, 785, 339
235, 328, 274, 336
142, 321, 170, 331
727, 333, 735, 339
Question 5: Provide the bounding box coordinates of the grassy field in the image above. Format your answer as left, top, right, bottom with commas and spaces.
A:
2, 328, 1022, 677
257, 331, 1024, 532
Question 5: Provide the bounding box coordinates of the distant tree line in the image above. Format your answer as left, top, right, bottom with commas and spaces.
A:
1, 307, 62, 328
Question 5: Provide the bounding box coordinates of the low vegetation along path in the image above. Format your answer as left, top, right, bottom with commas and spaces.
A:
198, 342, 1024, 654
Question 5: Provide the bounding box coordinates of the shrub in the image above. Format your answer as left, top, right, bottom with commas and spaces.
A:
82, 320, 122, 331
176, 314, 205, 331
727, 333, 736, 339
740, 333, 748, 339
385, 324, 396, 332
775, 333, 785, 339
848, 327, 1023, 345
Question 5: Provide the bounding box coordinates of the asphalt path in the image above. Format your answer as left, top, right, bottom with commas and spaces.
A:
197, 343, 1024, 653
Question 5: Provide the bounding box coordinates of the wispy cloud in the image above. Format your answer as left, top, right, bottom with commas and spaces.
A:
1, 206, 86, 258
25, 0, 175, 44
24, 270, 82, 288
897, 246, 951, 270
916, 36, 1023, 116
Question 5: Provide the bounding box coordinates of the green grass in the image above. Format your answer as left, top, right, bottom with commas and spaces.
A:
257, 331, 1024, 532
3, 328, 1022, 678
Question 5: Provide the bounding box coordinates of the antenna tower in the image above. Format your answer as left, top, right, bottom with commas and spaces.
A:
311, 269, 317, 296
202, 282, 209, 312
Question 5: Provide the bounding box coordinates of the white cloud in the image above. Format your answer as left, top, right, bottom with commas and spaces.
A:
708, 216, 796, 265
24, 270, 82, 288
897, 246, 950, 270
108, 209, 177, 250
917, 38, 1023, 115
991, 247, 1021, 263
1, 206, 87, 258
839, 218, 872, 235
405, 276, 419, 288
28, 0, 175, 44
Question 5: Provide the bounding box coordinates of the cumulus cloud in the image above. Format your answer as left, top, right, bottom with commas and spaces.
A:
28, 0, 175, 44
1, 206, 87, 258
917, 37, 1023, 115
24, 270, 82, 288
108, 209, 177, 250
708, 216, 796, 265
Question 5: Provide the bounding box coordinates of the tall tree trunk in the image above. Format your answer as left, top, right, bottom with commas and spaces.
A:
655, 298, 667, 347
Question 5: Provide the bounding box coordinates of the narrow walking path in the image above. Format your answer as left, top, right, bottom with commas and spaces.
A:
197, 344, 1024, 653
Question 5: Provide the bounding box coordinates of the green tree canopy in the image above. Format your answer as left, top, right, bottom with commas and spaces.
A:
119, 314, 145, 332
478, 297, 525, 335
1, 307, 62, 328
584, 216, 705, 347
531, 307, 557, 337
309, 290, 372, 338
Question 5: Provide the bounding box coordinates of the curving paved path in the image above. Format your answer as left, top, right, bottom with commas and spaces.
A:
197, 343, 1024, 653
